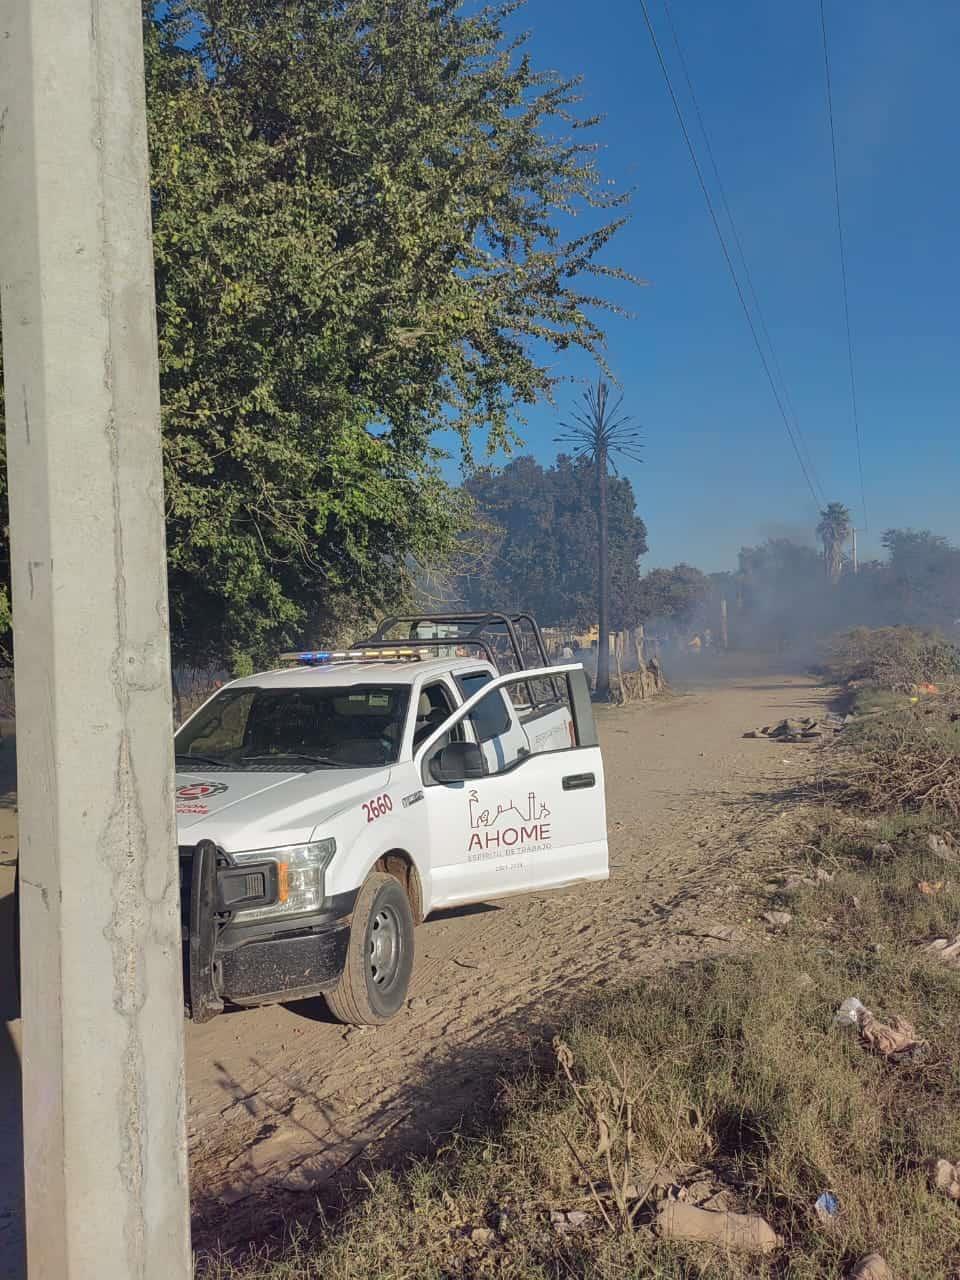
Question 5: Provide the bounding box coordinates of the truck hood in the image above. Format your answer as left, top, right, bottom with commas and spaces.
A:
175, 765, 391, 851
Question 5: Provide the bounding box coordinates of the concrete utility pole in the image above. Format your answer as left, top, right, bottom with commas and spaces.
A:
0, 1, 191, 1276
851, 528, 859, 574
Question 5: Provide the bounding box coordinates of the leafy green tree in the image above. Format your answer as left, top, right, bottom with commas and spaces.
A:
817, 503, 852, 584
556, 379, 643, 696
461, 453, 647, 632
0, 0, 636, 671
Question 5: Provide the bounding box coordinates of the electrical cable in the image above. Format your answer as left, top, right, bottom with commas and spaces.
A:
819, 0, 868, 529
660, 0, 826, 506
638, 0, 823, 508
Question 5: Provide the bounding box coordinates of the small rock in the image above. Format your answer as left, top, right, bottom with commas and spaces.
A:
930, 1157, 960, 1201
698, 1188, 737, 1213
705, 924, 748, 944
470, 1227, 495, 1246
550, 1210, 590, 1235
871, 842, 894, 860
927, 833, 958, 862
780, 875, 809, 895
797, 972, 815, 989
849, 1253, 894, 1280
408, 996, 429, 1010
762, 910, 792, 927
924, 934, 960, 966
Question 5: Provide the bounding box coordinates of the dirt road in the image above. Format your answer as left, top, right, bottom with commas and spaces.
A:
0, 667, 829, 1266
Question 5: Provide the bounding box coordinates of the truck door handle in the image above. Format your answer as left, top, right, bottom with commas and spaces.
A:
562, 772, 595, 791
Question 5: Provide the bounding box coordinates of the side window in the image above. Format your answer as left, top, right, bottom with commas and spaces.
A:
413, 682, 460, 749
458, 672, 492, 699
456, 673, 577, 779
457, 671, 510, 743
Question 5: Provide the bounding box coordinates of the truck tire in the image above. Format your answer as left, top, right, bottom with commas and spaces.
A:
325, 872, 414, 1025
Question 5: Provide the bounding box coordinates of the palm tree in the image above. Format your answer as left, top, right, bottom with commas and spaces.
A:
557, 378, 643, 697
817, 502, 852, 584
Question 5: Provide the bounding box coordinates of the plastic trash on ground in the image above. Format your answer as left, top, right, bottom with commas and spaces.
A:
814, 1191, 839, 1221
835, 996, 867, 1027
834, 996, 926, 1062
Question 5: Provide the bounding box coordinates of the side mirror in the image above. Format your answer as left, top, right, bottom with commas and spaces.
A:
429, 742, 486, 784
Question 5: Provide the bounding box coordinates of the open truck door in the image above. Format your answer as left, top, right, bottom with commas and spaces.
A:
415, 665, 608, 910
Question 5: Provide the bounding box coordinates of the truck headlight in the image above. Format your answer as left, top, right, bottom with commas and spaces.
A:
230, 838, 336, 923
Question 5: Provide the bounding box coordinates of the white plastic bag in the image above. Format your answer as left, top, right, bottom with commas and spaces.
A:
834, 996, 866, 1027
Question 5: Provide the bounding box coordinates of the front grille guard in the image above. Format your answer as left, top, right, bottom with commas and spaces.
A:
182, 840, 224, 1023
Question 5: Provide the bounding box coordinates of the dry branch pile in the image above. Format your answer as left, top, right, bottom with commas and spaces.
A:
611, 657, 666, 705
844, 707, 960, 816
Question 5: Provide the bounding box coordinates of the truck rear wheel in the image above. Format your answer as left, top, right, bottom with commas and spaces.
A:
325, 872, 414, 1025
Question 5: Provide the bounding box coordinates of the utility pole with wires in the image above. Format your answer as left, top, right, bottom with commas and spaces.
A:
820, 0, 869, 534
0, 0, 192, 1274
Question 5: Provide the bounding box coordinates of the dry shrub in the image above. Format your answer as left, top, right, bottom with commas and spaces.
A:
843, 702, 960, 816
822, 626, 960, 692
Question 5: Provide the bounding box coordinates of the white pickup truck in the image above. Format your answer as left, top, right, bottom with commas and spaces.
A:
175, 613, 608, 1024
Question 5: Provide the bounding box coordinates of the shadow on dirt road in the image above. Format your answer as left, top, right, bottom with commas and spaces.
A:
0, 865, 24, 1279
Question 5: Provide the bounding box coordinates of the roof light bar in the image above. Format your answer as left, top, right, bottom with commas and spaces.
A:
278, 647, 426, 666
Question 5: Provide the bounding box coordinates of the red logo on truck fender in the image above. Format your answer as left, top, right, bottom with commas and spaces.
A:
177, 781, 229, 801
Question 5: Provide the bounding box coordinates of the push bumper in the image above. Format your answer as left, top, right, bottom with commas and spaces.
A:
183, 840, 354, 1022
217, 924, 350, 1008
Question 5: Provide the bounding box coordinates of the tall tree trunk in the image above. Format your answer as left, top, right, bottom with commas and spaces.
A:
596, 446, 610, 698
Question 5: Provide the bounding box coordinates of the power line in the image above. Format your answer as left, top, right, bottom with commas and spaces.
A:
637, 0, 823, 509
819, 0, 868, 529
660, 0, 826, 506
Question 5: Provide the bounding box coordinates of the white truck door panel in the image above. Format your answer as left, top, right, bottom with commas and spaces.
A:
416, 667, 608, 910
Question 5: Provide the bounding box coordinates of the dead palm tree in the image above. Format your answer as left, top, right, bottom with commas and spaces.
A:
817, 502, 852, 584
557, 378, 643, 698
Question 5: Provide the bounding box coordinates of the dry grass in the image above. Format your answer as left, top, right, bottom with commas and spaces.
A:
202, 809, 960, 1280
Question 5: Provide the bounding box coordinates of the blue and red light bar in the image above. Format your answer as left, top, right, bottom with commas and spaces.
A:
279, 648, 425, 666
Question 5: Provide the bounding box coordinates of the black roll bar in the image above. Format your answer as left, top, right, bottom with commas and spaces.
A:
367, 611, 551, 672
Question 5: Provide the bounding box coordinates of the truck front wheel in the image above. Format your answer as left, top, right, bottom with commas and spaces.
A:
325, 872, 414, 1025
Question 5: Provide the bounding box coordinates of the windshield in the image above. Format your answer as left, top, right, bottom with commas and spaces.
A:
175, 684, 410, 770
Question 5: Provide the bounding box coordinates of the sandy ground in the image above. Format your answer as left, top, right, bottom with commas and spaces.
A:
0, 663, 829, 1269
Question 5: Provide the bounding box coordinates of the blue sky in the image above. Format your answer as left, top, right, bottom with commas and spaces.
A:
444, 0, 960, 573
